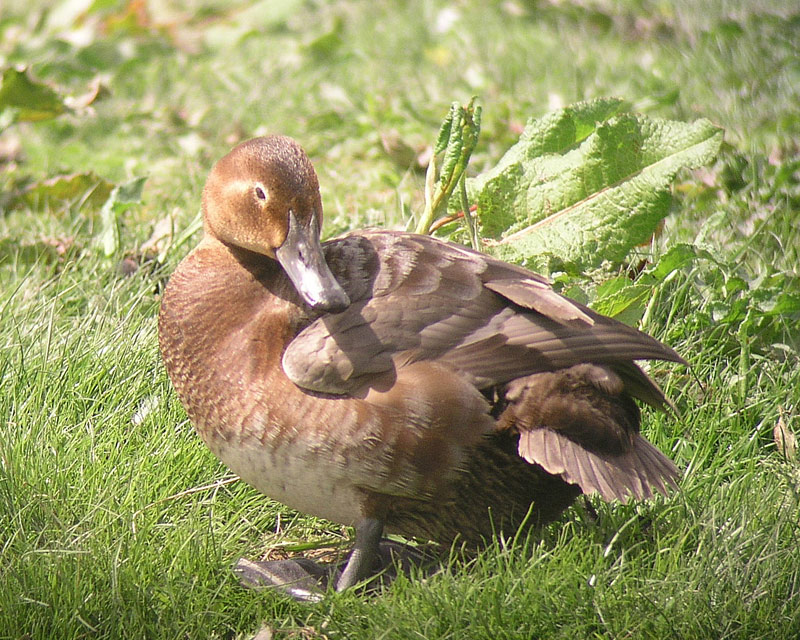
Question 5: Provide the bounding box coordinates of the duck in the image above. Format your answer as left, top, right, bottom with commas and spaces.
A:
158, 134, 684, 597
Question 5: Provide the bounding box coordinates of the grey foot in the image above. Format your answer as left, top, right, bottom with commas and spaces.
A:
234, 540, 437, 602
235, 556, 330, 602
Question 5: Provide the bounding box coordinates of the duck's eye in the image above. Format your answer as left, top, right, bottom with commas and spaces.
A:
254, 186, 267, 201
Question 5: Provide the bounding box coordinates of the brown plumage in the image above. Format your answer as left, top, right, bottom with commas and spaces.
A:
158, 135, 684, 592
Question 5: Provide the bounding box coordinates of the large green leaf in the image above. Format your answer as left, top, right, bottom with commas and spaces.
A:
468, 100, 723, 274
0, 67, 68, 122
464, 98, 626, 238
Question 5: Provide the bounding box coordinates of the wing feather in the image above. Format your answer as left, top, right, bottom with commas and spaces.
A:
281, 231, 685, 404
520, 429, 678, 502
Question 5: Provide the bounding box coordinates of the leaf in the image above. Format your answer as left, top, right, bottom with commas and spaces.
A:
304, 17, 344, 59
0, 67, 69, 122
13, 172, 114, 212
416, 98, 481, 236
140, 213, 175, 263
774, 408, 797, 461
590, 279, 651, 325
97, 176, 147, 257
64, 76, 111, 111
647, 243, 714, 280
380, 130, 428, 170
473, 100, 723, 275
0, 235, 77, 265
465, 98, 626, 238
756, 291, 800, 316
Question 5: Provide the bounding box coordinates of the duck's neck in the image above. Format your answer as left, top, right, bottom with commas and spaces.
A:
159, 238, 302, 439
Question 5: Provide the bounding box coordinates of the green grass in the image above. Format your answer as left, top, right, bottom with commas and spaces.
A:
2, 0, 799, 638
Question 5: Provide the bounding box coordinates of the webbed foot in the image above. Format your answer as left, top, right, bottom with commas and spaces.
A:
235, 556, 331, 602
234, 527, 437, 601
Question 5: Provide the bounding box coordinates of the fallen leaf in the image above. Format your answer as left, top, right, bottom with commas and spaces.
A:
0, 235, 77, 265
251, 627, 273, 640
14, 172, 114, 212
380, 130, 428, 171
140, 212, 175, 259
40, 235, 76, 256
64, 76, 111, 110
774, 408, 797, 460
0, 67, 69, 122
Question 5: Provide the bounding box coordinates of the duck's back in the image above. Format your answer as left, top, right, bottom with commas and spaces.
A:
292, 230, 679, 402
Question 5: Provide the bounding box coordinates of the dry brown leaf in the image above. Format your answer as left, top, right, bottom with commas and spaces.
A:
64, 76, 111, 111
774, 407, 797, 460
251, 627, 273, 640
379, 130, 429, 171
140, 212, 175, 258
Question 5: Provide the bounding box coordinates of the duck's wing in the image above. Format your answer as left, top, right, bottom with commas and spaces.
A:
282, 231, 684, 407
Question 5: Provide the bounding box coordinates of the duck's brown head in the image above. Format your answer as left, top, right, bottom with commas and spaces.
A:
202, 135, 350, 312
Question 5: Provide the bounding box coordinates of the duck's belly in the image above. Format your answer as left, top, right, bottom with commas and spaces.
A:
211, 438, 366, 526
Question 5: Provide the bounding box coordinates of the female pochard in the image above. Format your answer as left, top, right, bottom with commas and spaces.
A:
158, 135, 683, 597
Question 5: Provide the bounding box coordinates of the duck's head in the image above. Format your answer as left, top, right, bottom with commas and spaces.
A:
202, 135, 350, 312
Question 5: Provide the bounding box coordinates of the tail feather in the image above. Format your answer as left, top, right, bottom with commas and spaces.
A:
519, 428, 678, 503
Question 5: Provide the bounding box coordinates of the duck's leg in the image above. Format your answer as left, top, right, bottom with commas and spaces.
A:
234, 518, 435, 600
233, 518, 384, 599
335, 517, 384, 591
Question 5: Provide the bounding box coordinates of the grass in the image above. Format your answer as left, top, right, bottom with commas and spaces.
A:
1, 0, 799, 638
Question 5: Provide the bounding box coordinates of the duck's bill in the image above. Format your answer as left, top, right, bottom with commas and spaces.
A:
275, 211, 350, 312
